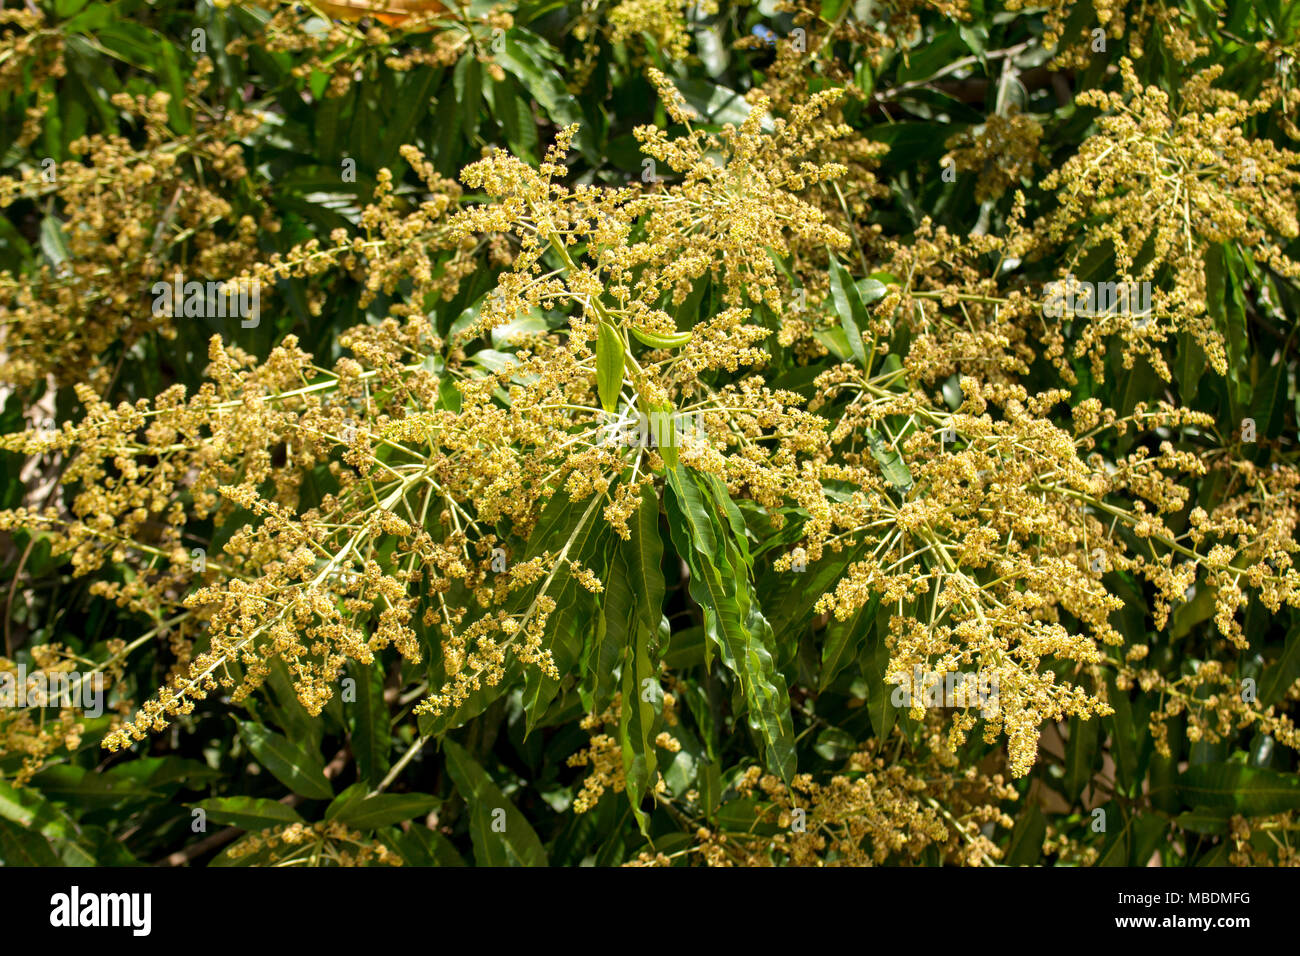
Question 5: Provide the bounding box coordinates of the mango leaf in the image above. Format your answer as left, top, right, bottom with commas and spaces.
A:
1063, 715, 1100, 801
820, 595, 878, 691
331, 792, 440, 830
862, 613, 897, 740
1104, 674, 1141, 795
1252, 354, 1288, 440
828, 255, 869, 368
349, 660, 391, 787
495, 30, 597, 162
664, 467, 796, 783
442, 739, 547, 866
1174, 763, 1300, 815
627, 481, 666, 636
595, 321, 624, 413
520, 575, 592, 733
1175, 809, 1230, 835
520, 493, 607, 732
0, 782, 97, 866
237, 720, 334, 800
39, 217, 71, 268
1260, 619, 1300, 709
0, 818, 61, 866
587, 482, 663, 711
196, 797, 305, 831
619, 597, 661, 836
585, 566, 632, 714
392, 823, 466, 866
866, 427, 914, 493
1004, 804, 1046, 865
488, 73, 539, 163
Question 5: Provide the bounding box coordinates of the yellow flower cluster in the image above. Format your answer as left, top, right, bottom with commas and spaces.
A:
227, 820, 403, 866
3, 27, 1300, 856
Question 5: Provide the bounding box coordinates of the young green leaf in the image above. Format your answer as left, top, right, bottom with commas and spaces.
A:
595, 320, 624, 413
629, 325, 693, 349
827, 255, 870, 368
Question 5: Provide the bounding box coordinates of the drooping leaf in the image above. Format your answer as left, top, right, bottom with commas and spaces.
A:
664, 466, 796, 783
820, 595, 877, 692
828, 255, 869, 368
619, 600, 661, 836
1260, 619, 1300, 709
442, 739, 548, 867
349, 661, 392, 788
237, 720, 334, 801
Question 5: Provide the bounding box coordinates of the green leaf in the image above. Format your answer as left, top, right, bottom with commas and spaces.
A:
442, 739, 548, 866
820, 595, 877, 691
630, 325, 692, 348
488, 74, 539, 164
1175, 333, 1208, 403
627, 481, 665, 637
393, 823, 466, 866
39, 217, 71, 268
855, 277, 888, 305
676, 77, 765, 128
595, 321, 624, 413
1174, 809, 1230, 835
827, 255, 869, 368
332, 792, 440, 830
349, 661, 391, 788
862, 613, 897, 740
941, 373, 963, 410
196, 797, 305, 831
664, 467, 796, 783
0, 779, 86, 851
519, 493, 607, 732
603, 486, 666, 833
1004, 804, 1046, 865
0, 818, 62, 866
813, 727, 856, 761
866, 427, 914, 493
619, 599, 661, 835
586, 570, 632, 715
1063, 715, 1100, 801
1260, 619, 1300, 709
1206, 244, 1250, 411
0, 779, 99, 865
237, 720, 334, 801
495, 30, 597, 162
1252, 354, 1288, 440
1174, 763, 1300, 816
1105, 674, 1140, 794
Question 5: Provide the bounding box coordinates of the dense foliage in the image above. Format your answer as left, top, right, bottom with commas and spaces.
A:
2, 0, 1300, 867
